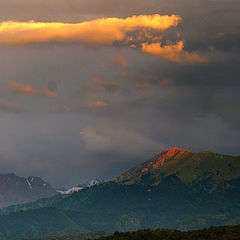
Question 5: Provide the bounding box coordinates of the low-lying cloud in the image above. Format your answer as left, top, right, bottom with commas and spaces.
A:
80, 125, 163, 154
7, 81, 57, 98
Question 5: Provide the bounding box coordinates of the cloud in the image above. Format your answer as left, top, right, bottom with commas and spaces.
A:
0, 15, 209, 64
158, 79, 173, 87
0, 100, 26, 113
141, 41, 209, 64
80, 125, 162, 154
0, 14, 180, 46
136, 82, 151, 90
7, 81, 57, 98
88, 100, 107, 108
135, 79, 173, 90
40, 89, 57, 98
80, 126, 112, 152
111, 54, 127, 66
92, 75, 119, 92
7, 81, 36, 96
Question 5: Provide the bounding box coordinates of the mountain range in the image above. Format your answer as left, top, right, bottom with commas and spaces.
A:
0, 172, 104, 207
0, 147, 239, 239
0, 173, 56, 208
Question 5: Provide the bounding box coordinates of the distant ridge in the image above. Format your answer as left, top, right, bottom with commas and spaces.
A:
0, 173, 56, 207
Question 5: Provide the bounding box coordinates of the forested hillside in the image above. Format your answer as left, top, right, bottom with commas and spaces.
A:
0, 149, 239, 239
18, 225, 240, 240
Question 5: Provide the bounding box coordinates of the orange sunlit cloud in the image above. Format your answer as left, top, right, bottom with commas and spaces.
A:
88, 101, 107, 108
0, 15, 208, 64
0, 15, 181, 46
7, 81, 37, 96
7, 81, 57, 98
111, 54, 127, 66
141, 41, 209, 64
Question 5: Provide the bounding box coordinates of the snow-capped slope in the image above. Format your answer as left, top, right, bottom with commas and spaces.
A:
57, 179, 104, 195
85, 179, 105, 187
56, 187, 83, 195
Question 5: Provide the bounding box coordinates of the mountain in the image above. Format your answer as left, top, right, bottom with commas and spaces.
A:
115, 147, 240, 191
0, 173, 56, 208
0, 148, 240, 239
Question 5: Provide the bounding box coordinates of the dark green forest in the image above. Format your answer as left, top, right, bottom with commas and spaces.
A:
19, 225, 240, 240
95, 226, 240, 240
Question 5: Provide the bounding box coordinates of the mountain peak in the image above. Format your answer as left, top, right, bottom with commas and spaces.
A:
116, 147, 197, 183
151, 147, 190, 169
116, 147, 192, 183
162, 147, 190, 153
116, 147, 239, 186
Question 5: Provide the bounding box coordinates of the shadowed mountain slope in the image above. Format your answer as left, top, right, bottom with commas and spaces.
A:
0, 173, 56, 208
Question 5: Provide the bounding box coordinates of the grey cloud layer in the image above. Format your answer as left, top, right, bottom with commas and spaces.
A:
0, 0, 239, 187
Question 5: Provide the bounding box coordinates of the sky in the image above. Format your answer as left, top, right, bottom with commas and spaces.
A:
0, 0, 239, 187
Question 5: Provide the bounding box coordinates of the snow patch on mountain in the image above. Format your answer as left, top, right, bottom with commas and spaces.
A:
25, 178, 32, 190
57, 179, 104, 195
57, 187, 83, 195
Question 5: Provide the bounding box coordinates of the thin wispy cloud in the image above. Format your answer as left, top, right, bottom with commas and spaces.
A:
7, 81, 57, 98
92, 75, 119, 92
88, 100, 107, 108
0, 100, 26, 113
